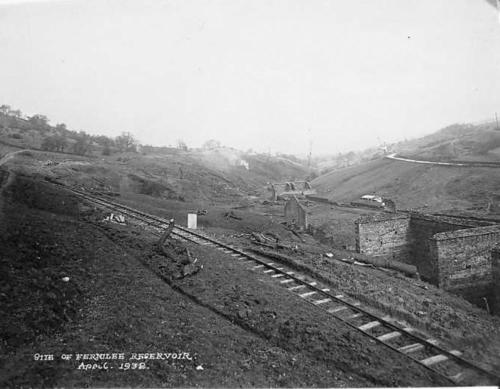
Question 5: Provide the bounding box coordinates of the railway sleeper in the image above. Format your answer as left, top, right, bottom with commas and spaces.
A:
377, 331, 402, 342
313, 298, 332, 305
299, 291, 317, 298
420, 350, 462, 366
327, 306, 348, 314
288, 285, 306, 291
359, 321, 381, 331
398, 339, 439, 354
345, 313, 364, 320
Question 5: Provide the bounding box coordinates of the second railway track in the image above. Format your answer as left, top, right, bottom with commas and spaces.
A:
64, 185, 500, 386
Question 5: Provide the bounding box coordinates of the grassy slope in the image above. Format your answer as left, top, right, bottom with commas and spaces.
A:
312, 158, 500, 212
395, 122, 500, 162
0, 146, 308, 205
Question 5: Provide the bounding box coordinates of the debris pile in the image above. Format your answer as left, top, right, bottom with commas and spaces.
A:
224, 210, 242, 220
155, 219, 202, 279
103, 213, 126, 225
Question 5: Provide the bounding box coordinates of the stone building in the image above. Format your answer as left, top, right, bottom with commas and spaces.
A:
355, 212, 500, 307
284, 195, 308, 230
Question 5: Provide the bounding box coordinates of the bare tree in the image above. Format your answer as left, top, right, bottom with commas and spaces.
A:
177, 139, 188, 151
115, 131, 137, 152
202, 139, 221, 150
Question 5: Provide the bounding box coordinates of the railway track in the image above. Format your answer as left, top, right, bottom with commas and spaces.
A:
65, 185, 500, 386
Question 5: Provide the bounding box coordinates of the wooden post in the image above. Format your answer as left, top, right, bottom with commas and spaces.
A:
157, 219, 175, 249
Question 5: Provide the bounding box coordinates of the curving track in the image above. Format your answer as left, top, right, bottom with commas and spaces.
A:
386, 153, 500, 168
64, 185, 500, 386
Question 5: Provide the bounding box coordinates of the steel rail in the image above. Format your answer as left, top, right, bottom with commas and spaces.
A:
61, 185, 500, 385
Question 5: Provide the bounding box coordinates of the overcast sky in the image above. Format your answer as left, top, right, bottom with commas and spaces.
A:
0, 0, 499, 155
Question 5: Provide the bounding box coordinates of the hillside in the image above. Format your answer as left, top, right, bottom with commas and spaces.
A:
312, 154, 500, 214
311, 120, 500, 214
393, 121, 500, 162
0, 106, 310, 203
315, 121, 500, 175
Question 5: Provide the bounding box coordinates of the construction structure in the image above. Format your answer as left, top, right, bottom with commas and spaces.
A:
355, 212, 500, 309
270, 181, 316, 201
284, 195, 309, 230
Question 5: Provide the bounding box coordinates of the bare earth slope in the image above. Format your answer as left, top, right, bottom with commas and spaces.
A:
312, 157, 500, 213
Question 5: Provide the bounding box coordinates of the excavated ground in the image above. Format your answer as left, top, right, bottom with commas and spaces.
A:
2, 150, 500, 387
0, 171, 454, 387
107, 191, 500, 380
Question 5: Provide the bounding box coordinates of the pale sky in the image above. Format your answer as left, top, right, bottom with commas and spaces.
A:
0, 0, 499, 155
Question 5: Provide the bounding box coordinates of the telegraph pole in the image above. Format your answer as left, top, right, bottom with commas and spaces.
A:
307, 129, 312, 171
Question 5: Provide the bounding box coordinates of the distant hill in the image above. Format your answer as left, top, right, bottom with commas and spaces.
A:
312, 121, 500, 214
393, 121, 500, 162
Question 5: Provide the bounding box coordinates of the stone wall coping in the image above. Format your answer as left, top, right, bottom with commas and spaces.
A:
431, 225, 500, 241
408, 212, 480, 228
355, 212, 410, 224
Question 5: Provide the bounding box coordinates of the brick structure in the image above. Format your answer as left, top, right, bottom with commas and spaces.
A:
284, 195, 308, 230
355, 213, 411, 262
355, 212, 500, 307
429, 226, 500, 304
408, 214, 480, 284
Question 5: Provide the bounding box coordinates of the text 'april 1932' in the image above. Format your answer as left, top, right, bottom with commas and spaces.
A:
33, 352, 194, 371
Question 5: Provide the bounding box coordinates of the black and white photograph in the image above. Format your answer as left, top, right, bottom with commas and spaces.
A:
1, 0, 500, 387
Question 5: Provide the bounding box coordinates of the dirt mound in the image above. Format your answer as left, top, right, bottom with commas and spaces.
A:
123, 173, 182, 200
5, 174, 80, 216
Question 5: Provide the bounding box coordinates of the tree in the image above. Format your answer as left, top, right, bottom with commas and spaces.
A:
41, 134, 67, 152
177, 139, 188, 151
9, 109, 22, 118
93, 135, 115, 155
202, 139, 221, 150
0, 105, 11, 115
72, 131, 92, 155
41, 136, 57, 151
54, 134, 67, 152
115, 131, 137, 152
55, 123, 67, 133
29, 114, 49, 129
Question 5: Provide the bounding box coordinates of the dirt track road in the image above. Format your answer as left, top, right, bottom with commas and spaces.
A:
385, 153, 500, 168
